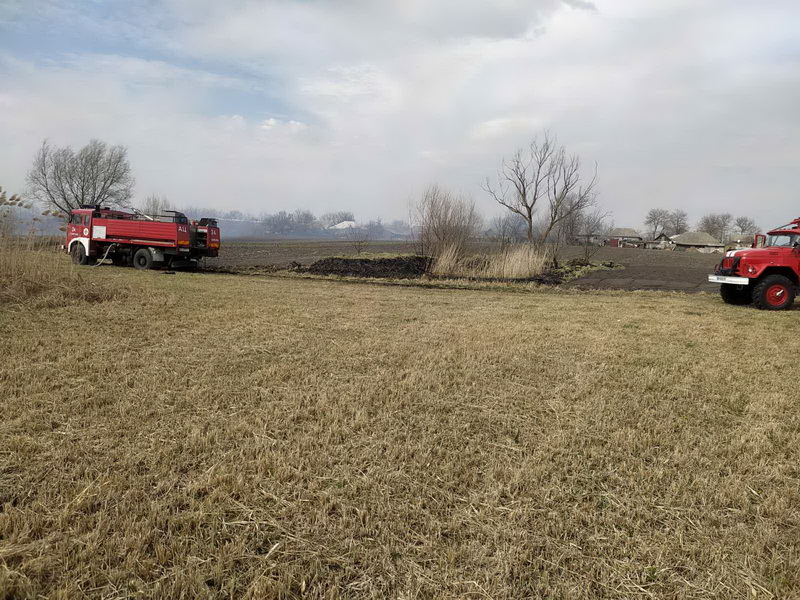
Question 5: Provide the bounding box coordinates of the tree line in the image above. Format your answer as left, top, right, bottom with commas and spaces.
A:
644, 208, 759, 241
19, 135, 763, 251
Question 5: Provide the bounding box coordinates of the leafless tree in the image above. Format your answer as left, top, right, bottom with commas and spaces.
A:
411, 184, 482, 258
644, 208, 671, 238
668, 209, 689, 236
734, 216, 759, 235
488, 213, 526, 251
26, 139, 134, 215
345, 224, 371, 254
484, 132, 598, 247
577, 208, 610, 261
697, 212, 733, 242
293, 209, 316, 233
140, 194, 173, 216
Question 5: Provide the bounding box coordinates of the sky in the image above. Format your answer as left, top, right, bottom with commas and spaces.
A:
1, 0, 798, 228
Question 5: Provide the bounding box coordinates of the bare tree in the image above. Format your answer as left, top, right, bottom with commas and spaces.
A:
734, 216, 759, 235
365, 218, 385, 239
140, 194, 172, 216
668, 209, 689, 236
577, 208, 610, 261
412, 184, 482, 258
345, 224, 371, 254
262, 211, 294, 234
321, 211, 355, 227
26, 139, 134, 215
484, 132, 597, 247
488, 213, 526, 251
697, 213, 733, 242
644, 208, 671, 238
293, 209, 316, 233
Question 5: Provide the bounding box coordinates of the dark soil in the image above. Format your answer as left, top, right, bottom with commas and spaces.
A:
204, 240, 722, 292
305, 256, 432, 278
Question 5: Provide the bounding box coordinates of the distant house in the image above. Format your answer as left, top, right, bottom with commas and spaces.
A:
329, 220, 357, 230
383, 227, 411, 240
607, 228, 642, 248
642, 232, 674, 250
572, 233, 604, 245
727, 233, 755, 249
672, 231, 724, 253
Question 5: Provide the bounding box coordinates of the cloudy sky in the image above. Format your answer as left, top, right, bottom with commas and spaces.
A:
1, 0, 798, 227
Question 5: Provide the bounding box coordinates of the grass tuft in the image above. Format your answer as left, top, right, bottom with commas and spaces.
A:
433, 243, 550, 279
0, 236, 126, 307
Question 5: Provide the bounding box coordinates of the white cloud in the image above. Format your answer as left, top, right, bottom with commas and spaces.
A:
0, 0, 799, 228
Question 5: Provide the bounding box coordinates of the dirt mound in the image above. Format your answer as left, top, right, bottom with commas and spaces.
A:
306, 256, 432, 278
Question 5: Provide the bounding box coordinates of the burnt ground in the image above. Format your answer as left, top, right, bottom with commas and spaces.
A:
206, 240, 721, 292
206, 240, 418, 268
305, 256, 431, 278
560, 247, 720, 292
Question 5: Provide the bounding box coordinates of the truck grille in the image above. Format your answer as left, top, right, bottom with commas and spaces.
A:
717, 256, 740, 275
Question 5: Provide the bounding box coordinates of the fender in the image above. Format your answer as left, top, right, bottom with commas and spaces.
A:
67, 237, 90, 256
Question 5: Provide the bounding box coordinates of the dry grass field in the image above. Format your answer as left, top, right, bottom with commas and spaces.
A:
2, 258, 800, 599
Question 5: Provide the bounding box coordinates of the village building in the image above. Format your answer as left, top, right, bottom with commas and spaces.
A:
607, 228, 642, 248
642, 232, 674, 249
672, 231, 724, 253
727, 233, 755, 249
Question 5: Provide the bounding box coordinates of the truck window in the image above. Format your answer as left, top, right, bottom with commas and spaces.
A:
83, 215, 91, 226
70, 214, 82, 224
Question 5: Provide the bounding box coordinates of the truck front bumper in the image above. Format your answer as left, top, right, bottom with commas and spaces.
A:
708, 275, 749, 285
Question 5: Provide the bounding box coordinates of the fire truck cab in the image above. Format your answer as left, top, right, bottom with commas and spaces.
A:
709, 217, 800, 310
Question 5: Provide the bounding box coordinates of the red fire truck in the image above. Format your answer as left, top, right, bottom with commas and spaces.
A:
709, 217, 800, 310
65, 204, 220, 270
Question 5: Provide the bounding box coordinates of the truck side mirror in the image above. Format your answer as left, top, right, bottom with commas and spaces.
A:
753, 233, 766, 248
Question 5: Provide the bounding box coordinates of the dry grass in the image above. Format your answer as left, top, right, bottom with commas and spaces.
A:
0, 240, 124, 307
433, 244, 550, 279
1, 268, 800, 599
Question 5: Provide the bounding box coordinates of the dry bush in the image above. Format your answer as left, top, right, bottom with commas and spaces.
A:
412, 184, 482, 259
0, 239, 124, 307
433, 243, 549, 279
0, 190, 122, 306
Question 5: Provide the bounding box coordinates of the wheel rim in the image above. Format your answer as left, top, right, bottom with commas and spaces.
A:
766, 284, 787, 307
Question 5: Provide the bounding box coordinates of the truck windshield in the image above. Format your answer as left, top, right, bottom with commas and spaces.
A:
766, 234, 798, 247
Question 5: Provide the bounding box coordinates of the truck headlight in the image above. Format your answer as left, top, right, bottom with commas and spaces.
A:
747, 265, 756, 274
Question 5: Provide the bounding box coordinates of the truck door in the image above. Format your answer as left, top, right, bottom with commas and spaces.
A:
67, 213, 91, 251
67, 213, 84, 241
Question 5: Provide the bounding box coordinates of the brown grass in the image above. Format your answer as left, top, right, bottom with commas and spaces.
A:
0, 240, 124, 307
433, 244, 550, 279
1, 269, 799, 598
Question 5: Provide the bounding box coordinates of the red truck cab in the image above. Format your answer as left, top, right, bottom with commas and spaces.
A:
709, 218, 800, 310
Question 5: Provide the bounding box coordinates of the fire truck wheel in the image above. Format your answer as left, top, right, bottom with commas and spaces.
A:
720, 284, 751, 305
753, 274, 796, 310
71, 244, 89, 266
133, 248, 154, 270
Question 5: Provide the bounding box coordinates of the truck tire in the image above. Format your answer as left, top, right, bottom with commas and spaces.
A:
71, 243, 89, 266
133, 248, 153, 270
753, 274, 796, 310
720, 284, 751, 305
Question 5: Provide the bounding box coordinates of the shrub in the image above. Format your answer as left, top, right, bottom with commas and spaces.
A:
0, 189, 123, 306
432, 244, 549, 280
